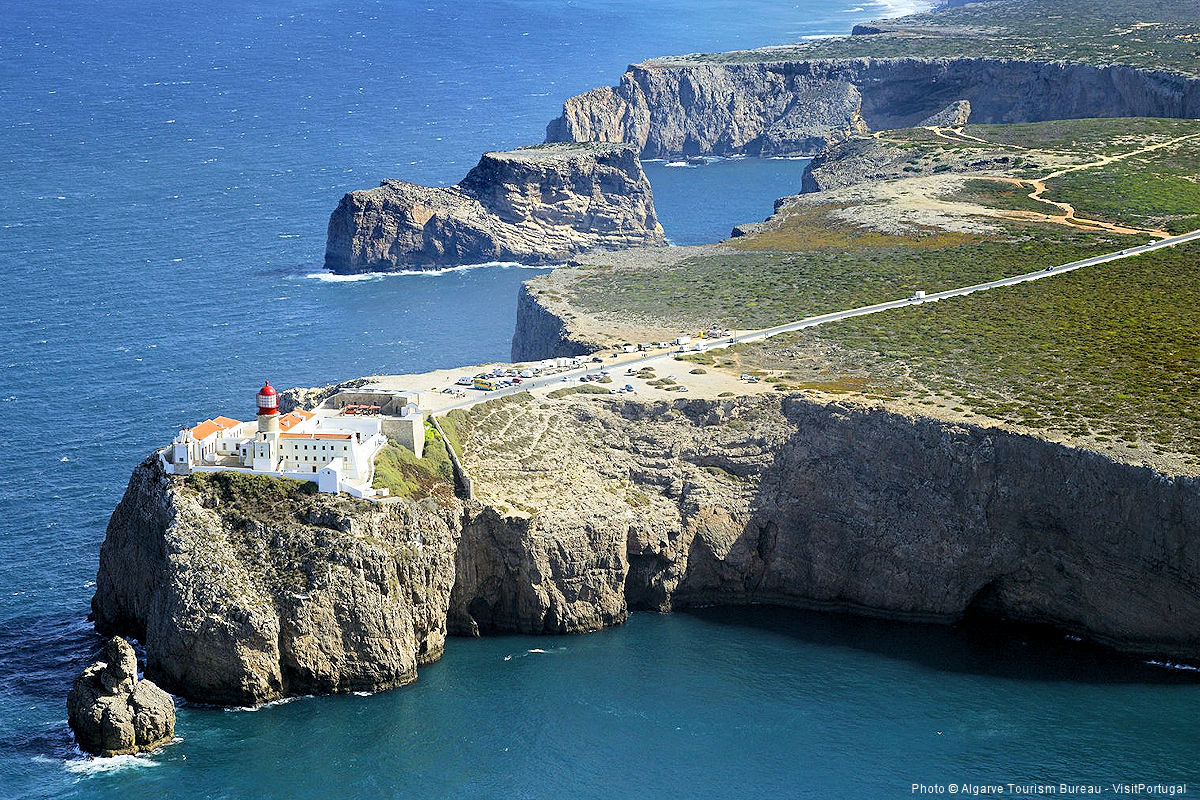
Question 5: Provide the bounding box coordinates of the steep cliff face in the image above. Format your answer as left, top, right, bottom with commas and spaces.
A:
94, 391, 1200, 704
323, 143, 664, 273
94, 462, 461, 705
546, 58, 1200, 158
455, 393, 1200, 659
510, 284, 597, 362
450, 504, 628, 636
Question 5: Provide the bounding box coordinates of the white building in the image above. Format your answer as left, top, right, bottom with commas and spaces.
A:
163, 381, 417, 498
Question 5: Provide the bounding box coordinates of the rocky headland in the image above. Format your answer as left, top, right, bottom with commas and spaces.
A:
546, 58, 1200, 159
90, 0, 1200, 708
93, 464, 462, 705
92, 383, 1200, 706
323, 143, 664, 273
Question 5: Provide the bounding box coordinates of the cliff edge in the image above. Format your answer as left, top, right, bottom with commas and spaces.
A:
547, 58, 1200, 159
93, 390, 1200, 705
323, 143, 664, 273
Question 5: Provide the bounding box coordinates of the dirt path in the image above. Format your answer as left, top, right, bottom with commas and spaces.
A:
989, 132, 1200, 237
921, 127, 1200, 237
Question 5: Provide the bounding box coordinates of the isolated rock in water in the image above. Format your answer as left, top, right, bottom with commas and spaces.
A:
920, 99, 972, 127
324, 142, 664, 273
67, 637, 175, 757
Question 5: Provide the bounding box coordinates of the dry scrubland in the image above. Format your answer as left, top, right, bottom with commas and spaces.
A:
661, 0, 1200, 77
549, 118, 1200, 471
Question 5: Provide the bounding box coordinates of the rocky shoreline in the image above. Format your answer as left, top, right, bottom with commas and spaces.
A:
89, 0, 1200, 711
92, 381, 1200, 706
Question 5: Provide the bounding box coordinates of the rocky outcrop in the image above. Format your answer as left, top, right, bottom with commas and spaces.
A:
920, 99, 971, 127
323, 143, 664, 273
546, 58, 1200, 158
93, 462, 460, 705
510, 284, 596, 362
546, 62, 869, 157
798, 132, 1029, 193
66, 637, 175, 757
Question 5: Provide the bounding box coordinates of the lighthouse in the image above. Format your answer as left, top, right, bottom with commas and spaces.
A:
256, 380, 280, 433
251, 381, 281, 471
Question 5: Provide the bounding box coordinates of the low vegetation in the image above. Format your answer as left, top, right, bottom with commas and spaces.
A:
661, 0, 1200, 77
547, 384, 611, 399
733, 244, 1200, 467
572, 210, 1136, 331
1045, 136, 1200, 234
371, 425, 456, 501
186, 471, 319, 517
947, 179, 1053, 214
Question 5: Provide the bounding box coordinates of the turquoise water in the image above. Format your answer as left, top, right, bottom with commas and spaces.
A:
2, 0, 1197, 797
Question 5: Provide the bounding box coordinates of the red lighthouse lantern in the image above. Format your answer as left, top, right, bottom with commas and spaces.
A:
256, 381, 279, 416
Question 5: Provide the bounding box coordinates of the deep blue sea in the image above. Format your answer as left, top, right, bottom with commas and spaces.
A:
2, 1, 1197, 797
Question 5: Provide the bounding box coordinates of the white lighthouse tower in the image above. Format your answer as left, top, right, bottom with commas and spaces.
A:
251, 381, 280, 471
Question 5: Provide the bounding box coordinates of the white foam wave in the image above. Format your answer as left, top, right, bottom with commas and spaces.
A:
1146, 659, 1200, 673
225, 695, 305, 712
61, 753, 160, 775
304, 261, 553, 282
866, 0, 936, 19
305, 271, 380, 282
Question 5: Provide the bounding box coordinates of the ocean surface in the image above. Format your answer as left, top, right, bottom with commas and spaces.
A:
1, 0, 1196, 797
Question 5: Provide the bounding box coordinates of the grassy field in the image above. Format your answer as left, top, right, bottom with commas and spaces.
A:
731, 244, 1200, 466
371, 424, 456, 500
655, 0, 1200, 77
960, 118, 1200, 154
438, 393, 533, 458
832, 120, 1200, 235
570, 208, 1138, 331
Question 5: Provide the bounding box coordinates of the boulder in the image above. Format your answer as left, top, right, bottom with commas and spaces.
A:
67, 637, 175, 757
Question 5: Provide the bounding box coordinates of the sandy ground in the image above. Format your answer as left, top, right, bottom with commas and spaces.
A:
360, 343, 775, 418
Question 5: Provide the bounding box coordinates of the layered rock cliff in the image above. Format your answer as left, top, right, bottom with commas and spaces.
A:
94, 389, 1200, 705
93, 464, 461, 705
452, 393, 1200, 657
546, 58, 1200, 158
323, 143, 664, 273
510, 284, 597, 362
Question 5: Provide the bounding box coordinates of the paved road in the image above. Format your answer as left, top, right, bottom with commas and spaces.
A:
435, 227, 1200, 414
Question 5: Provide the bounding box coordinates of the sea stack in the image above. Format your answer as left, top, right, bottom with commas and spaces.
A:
323, 142, 664, 273
66, 637, 175, 757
